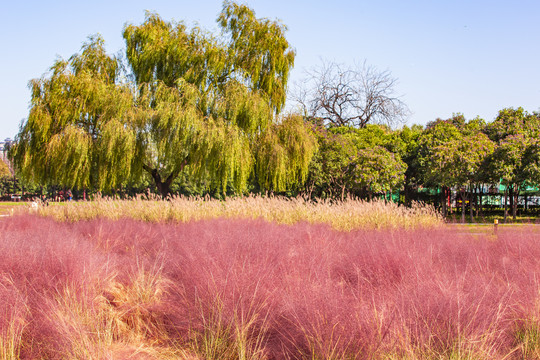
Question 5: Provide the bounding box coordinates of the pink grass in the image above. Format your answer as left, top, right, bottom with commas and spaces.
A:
1, 215, 540, 358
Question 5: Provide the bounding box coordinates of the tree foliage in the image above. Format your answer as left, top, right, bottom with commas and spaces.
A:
484, 108, 540, 219
485, 107, 540, 143
11, 36, 136, 191
416, 118, 465, 189
0, 159, 10, 179
9, 0, 540, 211
217, 1, 295, 114
255, 115, 317, 192
305, 125, 405, 199
394, 124, 423, 203
12, 3, 315, 197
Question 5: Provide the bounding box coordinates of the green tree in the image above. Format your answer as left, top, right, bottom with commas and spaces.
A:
11, 36, 135, 192
255, 114, 316, 192
304, 129, 358, 199
459, 132, 494, 222
487, 134, 539, 221
447, 131, 494, 222
0, 158, 12, 196
304, 125, 405, 200
416, 118, 463, 216
484, 108, 540, 220
416, 115, 494, 221
485, 107, 540, 143
395, 124, 423, 205
12, 3, 316, 197
350, 146, 405, 199
0, 159, 10, 179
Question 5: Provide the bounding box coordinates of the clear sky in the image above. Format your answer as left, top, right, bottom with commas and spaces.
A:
1, 0, 539, 140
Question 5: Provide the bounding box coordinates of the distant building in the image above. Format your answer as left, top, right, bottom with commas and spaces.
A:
0, 138, 14, 164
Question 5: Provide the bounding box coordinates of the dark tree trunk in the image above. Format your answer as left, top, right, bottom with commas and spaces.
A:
143, 164, 181, 199
449, 188, 453, 215
509, 186, 515, 221
154, 174, 173, 198
441, 187, 447, 218
469, 185, 474, 223
475, 186, 480, 218
404, 182, 412, 206
513, 186, 519, 220
461, 188, 466, 224
504, 190, 508, 223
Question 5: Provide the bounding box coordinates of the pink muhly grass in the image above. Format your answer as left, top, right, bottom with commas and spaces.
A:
1, 215, 540, 358
0, 216, 113, 358
0, 275, 28, 360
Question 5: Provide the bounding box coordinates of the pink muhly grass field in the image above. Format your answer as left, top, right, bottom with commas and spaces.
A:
1, 215, 540, 359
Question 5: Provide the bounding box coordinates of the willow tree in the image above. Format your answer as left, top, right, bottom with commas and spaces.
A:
11, 36, 137, 191
12, 2, 316, 196
123, 2, 312, 196
0, 159, 10, 179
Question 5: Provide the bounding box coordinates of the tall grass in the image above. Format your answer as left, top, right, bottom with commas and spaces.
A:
1, 214, 540, 358
34, 194, 442, 230
0, 275, 27, 360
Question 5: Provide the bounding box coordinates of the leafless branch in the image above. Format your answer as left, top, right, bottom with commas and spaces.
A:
293, 60, 409, 128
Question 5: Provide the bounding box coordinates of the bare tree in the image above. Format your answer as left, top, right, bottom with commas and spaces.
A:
293, 61, 409, 128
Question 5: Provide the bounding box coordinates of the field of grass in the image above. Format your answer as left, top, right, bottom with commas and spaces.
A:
0, 202, 28, 216
2, 199, 540, 359
32, 195, 443, 231
446, 212, 540, 225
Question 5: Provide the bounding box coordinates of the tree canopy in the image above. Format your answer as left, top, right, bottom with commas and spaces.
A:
11, 2, 316, 197
12, 36, 135, 191
0, 159, 10, 179
305, 125, 406, 200
9, 1, 540, 217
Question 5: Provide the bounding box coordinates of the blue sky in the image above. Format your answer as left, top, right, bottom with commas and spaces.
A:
1, 0, 539, 140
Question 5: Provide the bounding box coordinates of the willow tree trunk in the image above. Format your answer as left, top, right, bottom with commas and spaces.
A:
143, 164, 180, 198
153, 174, 174, 198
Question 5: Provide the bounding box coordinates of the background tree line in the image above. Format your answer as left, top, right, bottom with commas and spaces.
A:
8, 2, 540, 222
304, 108, 540, 222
